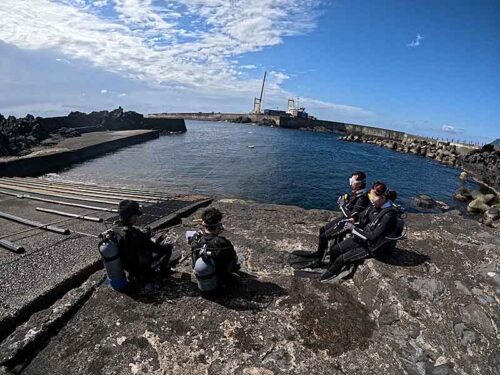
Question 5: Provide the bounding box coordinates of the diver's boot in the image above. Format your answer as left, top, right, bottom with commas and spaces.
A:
292, 259, 324, 270
320, 262, 342, 282
291, 248, 325, 259
319, 269, 339, 282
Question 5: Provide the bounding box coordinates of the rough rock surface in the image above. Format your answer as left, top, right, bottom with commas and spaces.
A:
0, 115, 49, 156
62, 107, 144, 130
19, 200, 499, 375
458, 145, 500, 194
413, 195, 438, 210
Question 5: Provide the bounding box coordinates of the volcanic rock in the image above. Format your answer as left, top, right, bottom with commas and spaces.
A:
17, 199, 500, 375
454, 187, 472, 202
484, 207, 500, 221
467, 199, 490, 213
414, 195, 437, 209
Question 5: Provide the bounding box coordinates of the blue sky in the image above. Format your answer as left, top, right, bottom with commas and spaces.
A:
0, 0, 498, 142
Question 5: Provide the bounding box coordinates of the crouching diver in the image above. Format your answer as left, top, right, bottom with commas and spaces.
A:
320, 182, 403, 281
292, 171, 370, 265
189, 208, 239, 296
99, 200, 178, 291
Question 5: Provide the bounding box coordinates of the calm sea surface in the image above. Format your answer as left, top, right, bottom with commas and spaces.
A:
52, 120, 475, 211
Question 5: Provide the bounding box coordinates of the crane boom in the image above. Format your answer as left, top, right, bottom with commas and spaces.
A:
253, 71, 267, 114
258, 71, 267, 113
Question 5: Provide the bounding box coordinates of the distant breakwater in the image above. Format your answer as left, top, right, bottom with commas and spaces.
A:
150, 112, 480, 150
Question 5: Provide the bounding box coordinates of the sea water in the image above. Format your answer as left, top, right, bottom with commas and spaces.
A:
53, 120, 476, 211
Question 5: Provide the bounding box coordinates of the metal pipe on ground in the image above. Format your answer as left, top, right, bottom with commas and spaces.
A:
35, 208, 103, 223
0, 183, 120, 206
0, 239, 25, 254
0, 179, 160, 204
0, 206, 108, 241
0, 190, 117, 212
69, 230, 100, 239
0, 211, 70, 235
9, 177, 171, 199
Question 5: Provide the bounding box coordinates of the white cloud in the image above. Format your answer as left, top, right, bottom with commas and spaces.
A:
300, 97, 375, 119
407, 33, 423, 47
55, 58, 71, 64
441, 124, 462, 134
269, 71, 290, 85
0, 0, 375, 121
100, 89, 108, 94
0, 0, 318, 91
92, 0, 108, 6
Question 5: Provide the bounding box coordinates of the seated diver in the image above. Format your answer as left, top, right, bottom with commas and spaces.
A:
189, 208, 239, 296
108, 200, 177, 290
320, 182, 401, 281
292, 171, 370, 267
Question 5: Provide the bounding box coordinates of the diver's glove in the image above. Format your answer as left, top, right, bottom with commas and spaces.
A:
337, 193, 349, 206
343, 222, 355, 231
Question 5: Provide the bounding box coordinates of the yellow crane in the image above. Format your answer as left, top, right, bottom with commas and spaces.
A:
252, 71, 267, 114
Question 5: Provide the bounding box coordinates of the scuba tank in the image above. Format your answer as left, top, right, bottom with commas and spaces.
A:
194, 247, 218, 292
98, 231, 127, 291
188, 231, 218, 292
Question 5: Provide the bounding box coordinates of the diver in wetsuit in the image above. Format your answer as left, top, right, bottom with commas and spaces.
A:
190, 208, 239, 295
112, 200, 175, 286
320, 182, 400, 281
293, 171, 370, 263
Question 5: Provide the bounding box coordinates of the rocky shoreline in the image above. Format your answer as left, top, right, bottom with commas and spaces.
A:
340, 134, 466, 167
0, 108, 186, 158
340, 134, 500, 227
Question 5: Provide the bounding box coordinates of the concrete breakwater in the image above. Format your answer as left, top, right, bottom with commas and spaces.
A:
0, 130, 159, 177
1, 107, 187, 178
1, 107, 186, 158
39, 107, 186, 134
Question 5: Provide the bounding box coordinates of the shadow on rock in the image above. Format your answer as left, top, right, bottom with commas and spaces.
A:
284, 277, 375, 356
211, 275, 287, 312
375, 247, 430, 267
124, 271, 199, 305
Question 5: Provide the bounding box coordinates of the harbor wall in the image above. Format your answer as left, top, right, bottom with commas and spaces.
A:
39, 114, 186, 133
0, 130, 159, 177
142, 117, 187, 132
148, 112, 280, 125
151, 112, 477, 154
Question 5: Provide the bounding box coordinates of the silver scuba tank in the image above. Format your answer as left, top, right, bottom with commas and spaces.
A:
194, 256, 218, 292
99, 237, 127, 290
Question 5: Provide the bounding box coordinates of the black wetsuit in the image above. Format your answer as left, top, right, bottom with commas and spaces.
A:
191, 232, 238, 287
317, 189, 370, 255
325, 204, 398, 277
112, 222, 172, 281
